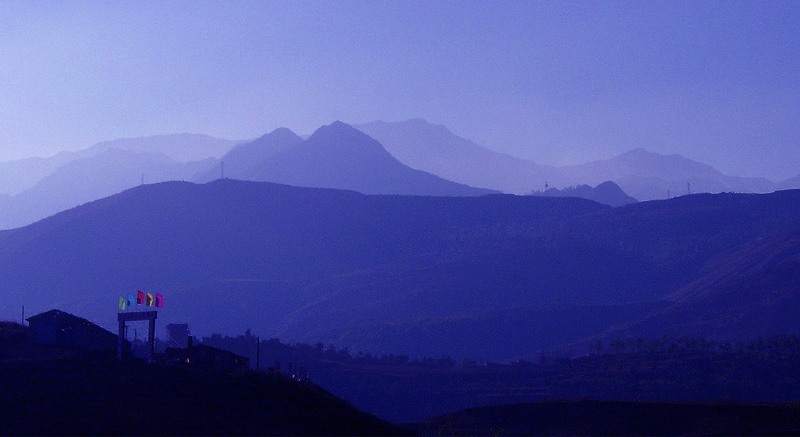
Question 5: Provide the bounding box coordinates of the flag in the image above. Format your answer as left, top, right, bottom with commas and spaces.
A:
137, 290, 145, 305
155, 293, 164, 308
127, 292, 135, 307
146, 292, 154, 307
118, 296, 126, 311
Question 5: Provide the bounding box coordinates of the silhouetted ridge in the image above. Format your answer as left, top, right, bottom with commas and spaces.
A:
193, 127, 302, 182
530, 180, 637, 207
244, 121, 496, 196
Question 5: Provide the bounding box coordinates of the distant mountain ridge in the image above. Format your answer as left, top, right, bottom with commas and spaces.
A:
356, 119, 793, 200
0, 148, 217, 229
529, 180, 638, 207
557, 148, 779, 201
355, 119, 556, 193
2, 118, 799, 230
193, 128, 303, 182
241, 121, 494, 196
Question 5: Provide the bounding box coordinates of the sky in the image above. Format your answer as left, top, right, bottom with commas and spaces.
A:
1, 0, 798, 180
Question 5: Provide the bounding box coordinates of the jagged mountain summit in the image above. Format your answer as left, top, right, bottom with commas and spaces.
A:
242, 121, 495, 196
193, 127, 303, 182
529, 181, 638, 207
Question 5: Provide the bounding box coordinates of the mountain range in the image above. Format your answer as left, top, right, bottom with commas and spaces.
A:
529, 181, 637, 207
2, 179, 799, 362
356, 119, 791, 199
2, 119, 798, 230
196, 121, 494, 196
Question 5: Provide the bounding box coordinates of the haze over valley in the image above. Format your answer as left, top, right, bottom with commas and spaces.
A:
2, 2, 800, 433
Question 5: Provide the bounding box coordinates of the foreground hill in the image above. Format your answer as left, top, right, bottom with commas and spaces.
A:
0, 355, 405, 435
0, 179, 596, 336
597, 225, 800, 340
2, 181, 800, 362
413, 400, 800, 436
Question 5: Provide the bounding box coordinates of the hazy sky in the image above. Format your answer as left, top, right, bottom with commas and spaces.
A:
1, 1, 798, 180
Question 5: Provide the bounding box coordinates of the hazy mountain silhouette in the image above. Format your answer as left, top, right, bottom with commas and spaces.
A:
0, 148, 216, 229
529, 180, 638, 207
557, 148, 777, 201
0, 153, 83, 196
244, 121, 495, 196
355, 119, 779, 200
0, 134, 234, 197
2, 180, 800, 361
355, 119, 555, 193
780, 173, 800, 190
192, 127, 303, 183
86, 133, 236, 162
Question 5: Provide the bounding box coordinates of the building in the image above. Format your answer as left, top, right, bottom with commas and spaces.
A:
26, 309, 120, 353
162, 340, 249, 372
166, 323, 190, 348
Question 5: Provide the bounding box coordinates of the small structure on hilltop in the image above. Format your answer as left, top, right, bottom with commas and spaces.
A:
26, 309, 120, 353
166, 323, 190, 348
117, 310, 157, 362
162, 337, 249, 372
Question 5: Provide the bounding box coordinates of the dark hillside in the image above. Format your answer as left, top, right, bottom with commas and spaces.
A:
0, 356, 406, 435
0, 179, 603, 335
2, 182, 800, 362
413, 400, 800, 436
597, 225, 800, 340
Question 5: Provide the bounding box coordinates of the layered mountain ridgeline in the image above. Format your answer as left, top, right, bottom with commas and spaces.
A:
0, 355, 406, 435
0, 133, 233, 197
354, 118, 557, 193
0, 134, 233, 230
556, 147, 779, 201
0, 149, 218, 229
355, 119, 794, 199
4, 118, 798, 231
0, 122, 493, 229
195, 121, 495, 196
529, 180, 638, 207
2, 180, 800, 363
193, 127, 304, 182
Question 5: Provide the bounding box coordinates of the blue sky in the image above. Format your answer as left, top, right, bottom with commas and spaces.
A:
1, 1, 798, 180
